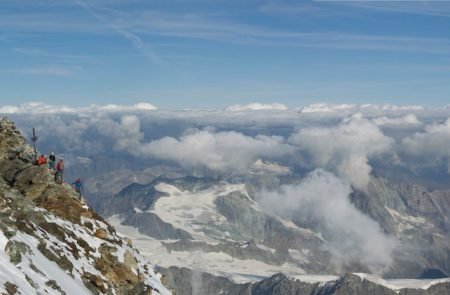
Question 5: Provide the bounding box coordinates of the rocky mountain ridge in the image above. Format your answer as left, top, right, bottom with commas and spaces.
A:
0, 117, 170, 294
102, 173, 450, 279
159, 267, 450, 295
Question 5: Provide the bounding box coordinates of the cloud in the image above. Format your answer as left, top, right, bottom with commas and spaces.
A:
0, 102, 157, 114
298, 103, 356, 113
298, 103, 424, 114
96, 115, 294, 174
401, 118, 450, 170
73, 0, 163, 65
289, 113, 394, 191
15, 65, 77, 76
225, 103, 288, 111
341, 2, 450, 18
259, 169, 398, 274
3, 3, 450, 54
5, 102, 450, 180
372, 114, 423, 128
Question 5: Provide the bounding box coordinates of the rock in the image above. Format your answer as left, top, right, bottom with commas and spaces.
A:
5, 241, 31, 264
124, 250, 138, 270
95, 228, 108, 239
122, 212, 193, 240
3, 281, 18, 295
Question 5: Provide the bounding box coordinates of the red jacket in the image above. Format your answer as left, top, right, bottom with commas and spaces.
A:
37, 156, 47, 165
56, 161, 64, 171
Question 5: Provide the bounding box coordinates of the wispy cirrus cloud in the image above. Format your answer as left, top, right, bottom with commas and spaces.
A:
2, 4, 450, 54
261, 1, 450, 18
335, 2, 450, 18
72, 0, 163, 65
12, 47, 97, 64
14, 65, 79, 77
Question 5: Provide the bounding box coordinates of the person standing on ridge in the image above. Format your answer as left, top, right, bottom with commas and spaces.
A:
71, 178, 84, 199
49, 152, 56, 170
55, 159, 64, 183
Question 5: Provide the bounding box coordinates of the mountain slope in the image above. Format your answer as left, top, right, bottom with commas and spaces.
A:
99, 168, 450, 287
0, 117, 171, 295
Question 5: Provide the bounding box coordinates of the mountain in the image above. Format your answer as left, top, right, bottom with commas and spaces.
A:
158, 268, 450, 295
0, 117, 171, 295
95, 166, 450, 294
99, 174, 450, 279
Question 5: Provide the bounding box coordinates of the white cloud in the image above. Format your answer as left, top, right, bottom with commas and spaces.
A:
6, 102, 450, 179
372, 114, 423, 128
134, 130, 292, 174
401, 118, 450, 170
298, 103, 424, 114
0, 102, 158, 114
0, 105, 20, 113
225, 103, 288, 111
289, 113, 394, 191
298, 103, 356, 113
360, 104, 424, 111
259, 169, 398, 274
97, 115, 294, 174
133, 102, 158, 110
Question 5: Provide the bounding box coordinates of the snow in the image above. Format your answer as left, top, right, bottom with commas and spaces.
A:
109, 215, 307, 284
293, 274, 339, 284
385, 207, 433, 233
288, 249, 309, 263
152, 182, 244, 241
0, 208, 172, 295
386, 278, 450, 290
355, 273, 450, 292
0, 231, 37, 294
13, 232, 92, 295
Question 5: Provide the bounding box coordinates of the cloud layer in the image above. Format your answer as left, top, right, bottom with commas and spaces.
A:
0, 102, 157, 114
3, 102, 450, 187
97, 115, 293, 173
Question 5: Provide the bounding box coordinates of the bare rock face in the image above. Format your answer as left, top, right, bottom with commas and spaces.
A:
0, 117, 170, 295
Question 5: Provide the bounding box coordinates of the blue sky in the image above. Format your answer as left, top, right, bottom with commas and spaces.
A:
1, 0, 450, 109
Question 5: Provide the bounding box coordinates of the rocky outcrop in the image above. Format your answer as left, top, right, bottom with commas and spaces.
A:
0, 117, 170, 295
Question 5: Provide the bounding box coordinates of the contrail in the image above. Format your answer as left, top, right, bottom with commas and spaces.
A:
72, 0, 163, 65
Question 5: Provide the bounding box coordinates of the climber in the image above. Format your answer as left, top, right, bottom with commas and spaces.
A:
49, 152, 56, 170
36, 154, 47, 166
71, 178, 84, 199
55, 159, 64, 183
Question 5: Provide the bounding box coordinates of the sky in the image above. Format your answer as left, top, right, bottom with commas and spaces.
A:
1, 0, 450, 109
